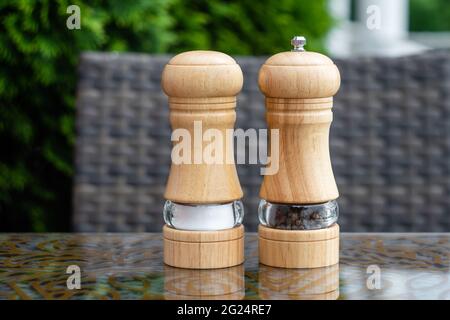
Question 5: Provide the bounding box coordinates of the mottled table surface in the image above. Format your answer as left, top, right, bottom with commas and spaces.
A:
0, 233, 449, 300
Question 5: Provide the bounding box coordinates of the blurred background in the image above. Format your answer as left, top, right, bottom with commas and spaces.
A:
1, 0, 449, 232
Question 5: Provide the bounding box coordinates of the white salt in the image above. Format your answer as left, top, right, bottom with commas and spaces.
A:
170, 202, 236, 231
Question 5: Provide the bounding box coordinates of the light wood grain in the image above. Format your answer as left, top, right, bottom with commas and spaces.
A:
259, 224, 339, 268
258, 51, 340, 99
163, 224, 243, 242
259, 223, 339, 242
258, 51, 340, 204
164, 225, 244, 269
162, 50, 244, 204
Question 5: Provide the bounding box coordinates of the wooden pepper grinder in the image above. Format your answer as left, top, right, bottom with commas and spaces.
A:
258, 36, 340, 268
161, 51, 245, 269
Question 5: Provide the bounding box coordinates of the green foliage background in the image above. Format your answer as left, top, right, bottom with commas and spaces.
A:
410, 0, 450, 31
0, 0, 332, 231
169, 0, 331, 54
1, 0, 449, 232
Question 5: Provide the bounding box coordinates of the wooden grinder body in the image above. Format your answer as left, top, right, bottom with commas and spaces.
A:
258, 51, 341, 204
258, 49, 341, 269
162, 51, 243, 205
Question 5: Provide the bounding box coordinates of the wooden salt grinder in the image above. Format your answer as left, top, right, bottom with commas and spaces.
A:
161, 51, 244, 269
258, 37, 341, 268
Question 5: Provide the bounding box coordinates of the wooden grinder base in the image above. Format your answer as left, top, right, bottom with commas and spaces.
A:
163, 225, 244, 269
259, 224, 339, 268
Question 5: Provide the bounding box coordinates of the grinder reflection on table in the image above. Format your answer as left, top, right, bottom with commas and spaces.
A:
259, 264, 339, 300
258, 36, 341, 268
164, 265, 245, 300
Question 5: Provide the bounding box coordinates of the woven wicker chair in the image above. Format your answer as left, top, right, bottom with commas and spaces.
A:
73, 50, 450, 232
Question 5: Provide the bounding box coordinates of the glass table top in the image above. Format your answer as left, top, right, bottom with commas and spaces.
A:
0, 233, 449, 299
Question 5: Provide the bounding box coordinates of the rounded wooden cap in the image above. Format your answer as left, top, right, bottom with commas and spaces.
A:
258, 51, 340, 98
161, 50, 243, 98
